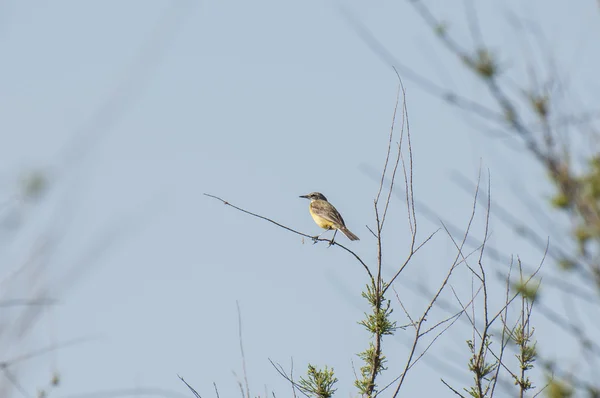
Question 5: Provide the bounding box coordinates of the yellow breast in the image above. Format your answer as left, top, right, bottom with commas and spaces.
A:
309, 204, 336, 230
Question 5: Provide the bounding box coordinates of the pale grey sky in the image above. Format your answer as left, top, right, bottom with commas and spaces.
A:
1, 0, 599, 397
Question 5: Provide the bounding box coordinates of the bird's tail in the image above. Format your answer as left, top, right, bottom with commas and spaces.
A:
340, 227, 359, 241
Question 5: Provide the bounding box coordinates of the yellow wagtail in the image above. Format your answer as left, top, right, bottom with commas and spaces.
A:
300, 192, 359, 243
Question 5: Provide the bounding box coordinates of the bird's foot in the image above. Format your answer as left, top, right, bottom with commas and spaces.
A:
312, 236, 319, 244
328, 239, 335, 247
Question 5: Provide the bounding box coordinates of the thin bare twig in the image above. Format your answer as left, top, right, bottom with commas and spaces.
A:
236, 302, 250, 398
392, 286, 415, 328
390, 169, 483, 397
442, 378, 468, 397
380, 68, 406, 230
365, 225, 378, 238
268, 359, 310, 398
178, 376, 202, 398
375, 71, 402, 207
289, 358, 298, 398
490, 258, 516, 397
382, 229, 438, 295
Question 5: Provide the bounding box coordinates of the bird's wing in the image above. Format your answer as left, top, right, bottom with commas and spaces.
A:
311, 200, 346, 227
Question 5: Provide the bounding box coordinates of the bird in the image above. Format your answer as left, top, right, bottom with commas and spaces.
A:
299, 192, 359, 243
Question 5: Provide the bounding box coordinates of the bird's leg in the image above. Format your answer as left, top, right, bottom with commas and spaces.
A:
313, 228, 331, 244
329, 230, 338, 247
312, 230, 324, 244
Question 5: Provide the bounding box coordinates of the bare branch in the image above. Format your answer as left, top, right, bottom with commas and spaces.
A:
236, 302, 250, 398
441, 378, 468, 398
383, 229, 439, 295
204, 193, 374, 281
178, 376, 202, 398
375, 71, 402, 207
268, 359, 310, 398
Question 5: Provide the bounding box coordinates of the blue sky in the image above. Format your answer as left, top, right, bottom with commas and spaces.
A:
1, 0, 599, 397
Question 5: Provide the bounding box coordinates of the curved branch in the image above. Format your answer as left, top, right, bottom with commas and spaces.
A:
204, 194, 374, 281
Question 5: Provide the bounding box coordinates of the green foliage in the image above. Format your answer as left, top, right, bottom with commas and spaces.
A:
557, 258, 576, 271
529, 93, 550, 118
463, 48, 498, 79
465, 337, 498, 398
434, 21, 447, 36
51, 371, 60, 386
517, 343, 537, 371
21, 169, 48, 201
36, 371, 61, 398
512, 279, 541, 301
298, 364, 338, 398
550, 193, 570, 209
545, 378, 573, 398
355, 282, 396, 396
510, 324, 536, 391
504, 107, 516, 124
575, 226, 592, 254
355, 342, 388, 395
548, 155, 600, 261
359, 283, 397, 336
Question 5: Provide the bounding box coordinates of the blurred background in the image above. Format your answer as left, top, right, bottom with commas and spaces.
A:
1, 1, 599, 397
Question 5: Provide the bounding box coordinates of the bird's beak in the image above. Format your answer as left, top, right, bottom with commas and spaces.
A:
299, 195, 309, 199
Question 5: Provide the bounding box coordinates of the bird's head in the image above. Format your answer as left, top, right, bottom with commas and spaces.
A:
299, 192, 328, 202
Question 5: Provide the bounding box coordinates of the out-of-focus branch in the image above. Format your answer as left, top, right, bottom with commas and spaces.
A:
339, 7, 506, 125
58, 0, 196, 176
